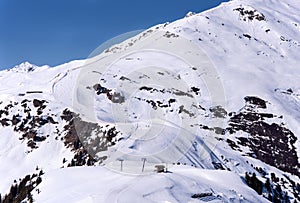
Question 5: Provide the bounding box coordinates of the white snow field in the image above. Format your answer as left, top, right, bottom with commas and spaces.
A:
32, 166, 269, 203
0, 0, 300, 202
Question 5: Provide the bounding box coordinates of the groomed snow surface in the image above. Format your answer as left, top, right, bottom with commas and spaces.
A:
32, 166, 268, 203
1, 0, 300, 202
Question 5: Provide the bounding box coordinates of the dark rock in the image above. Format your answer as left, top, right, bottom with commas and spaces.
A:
209, 106, 227, 118
191, 193, 213, 199
93, 84, 110, 95
0, 118, 10, 126
11, 115, 21, 125
33, 135, 46, 142
243, 34, 252, 39
244, 96, 267, 109
228, 97, 299, 176
191, 87, 201, 95
32, 99, 45, 108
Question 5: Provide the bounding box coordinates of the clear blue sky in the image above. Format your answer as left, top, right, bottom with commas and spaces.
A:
0, 0, 228, 70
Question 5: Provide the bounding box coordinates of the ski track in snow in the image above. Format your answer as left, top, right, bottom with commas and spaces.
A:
0, 0, 300, 202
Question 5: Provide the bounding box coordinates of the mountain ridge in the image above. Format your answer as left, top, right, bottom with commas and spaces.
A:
1, 0, 300, 202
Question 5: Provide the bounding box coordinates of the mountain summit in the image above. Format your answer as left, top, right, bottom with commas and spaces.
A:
9, 61, 38, 72
1, 0, 300, 202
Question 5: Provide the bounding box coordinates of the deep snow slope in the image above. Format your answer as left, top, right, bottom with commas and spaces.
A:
0, 0, 300, 202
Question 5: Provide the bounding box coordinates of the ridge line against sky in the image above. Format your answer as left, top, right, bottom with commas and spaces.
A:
0, 0, 229, 70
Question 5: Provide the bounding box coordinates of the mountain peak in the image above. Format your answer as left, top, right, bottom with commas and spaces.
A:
0, 0, 300, 202
9, 61, 38, 73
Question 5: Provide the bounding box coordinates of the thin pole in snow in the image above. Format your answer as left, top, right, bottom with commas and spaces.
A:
118, 159, 124, 172
141, 158, 146, 172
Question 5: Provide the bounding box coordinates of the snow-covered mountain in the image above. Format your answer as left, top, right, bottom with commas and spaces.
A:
1, 0, 300, 202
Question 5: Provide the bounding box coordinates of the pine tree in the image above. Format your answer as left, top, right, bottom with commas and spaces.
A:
36, 176, 42, 185
265, 178, 271, 192
27, 191, 33, 203
251, 173, 262, 195
10, 184, 18, 198
283, 191, 290, 203
245, 172, 251, 185
268, 193, 273, 202
256, 180, 263, 195
245, 172, 263, 195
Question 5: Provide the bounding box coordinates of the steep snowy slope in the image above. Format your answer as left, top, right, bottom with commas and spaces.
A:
0, 0, 300, 202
